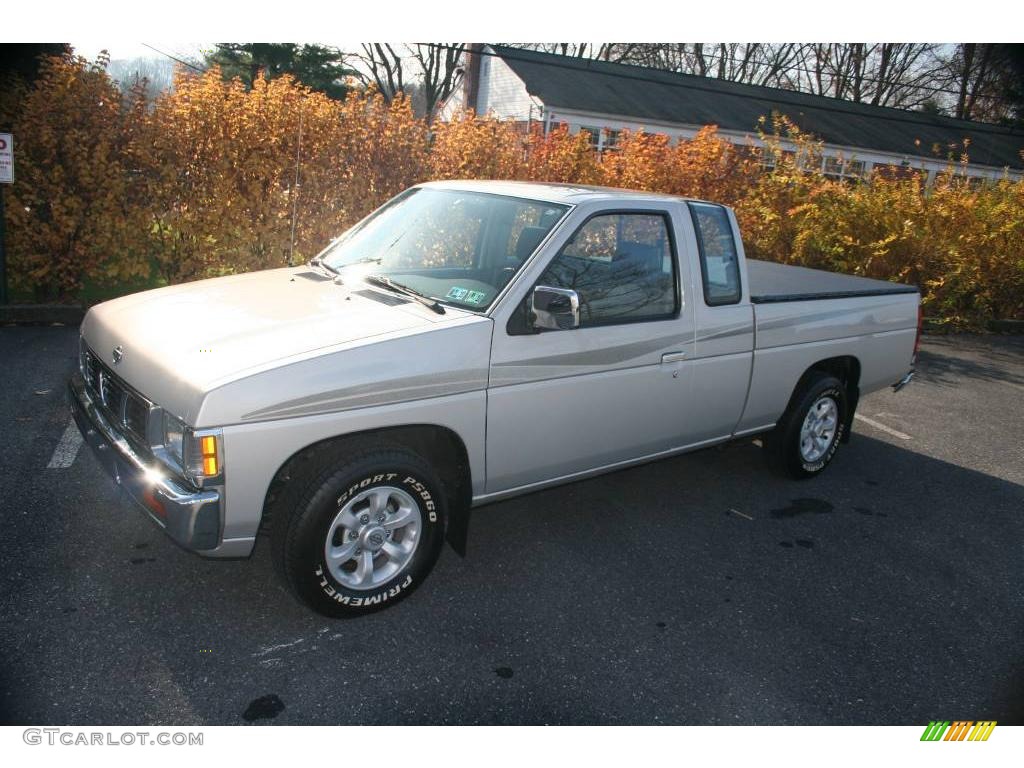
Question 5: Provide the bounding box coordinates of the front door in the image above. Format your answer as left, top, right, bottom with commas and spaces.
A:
485, 206, 697, 494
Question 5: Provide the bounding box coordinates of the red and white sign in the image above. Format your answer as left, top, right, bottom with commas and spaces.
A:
0, 133, 13, 184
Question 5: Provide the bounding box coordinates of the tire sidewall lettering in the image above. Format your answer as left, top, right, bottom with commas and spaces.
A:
314, 566, 414, 606
403, 476, 437, 522
335, 472, 399, 507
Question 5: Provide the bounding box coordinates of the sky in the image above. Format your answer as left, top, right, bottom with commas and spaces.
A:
70, 42, 207, 64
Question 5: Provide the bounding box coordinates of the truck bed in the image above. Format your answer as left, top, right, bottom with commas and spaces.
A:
747, 259, 919, 304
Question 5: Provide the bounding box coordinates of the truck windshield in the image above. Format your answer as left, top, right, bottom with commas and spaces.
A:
320, 188, 569, 311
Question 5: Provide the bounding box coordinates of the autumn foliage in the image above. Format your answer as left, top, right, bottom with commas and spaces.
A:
1, 55, 152, 299
3, 54, 1022, 326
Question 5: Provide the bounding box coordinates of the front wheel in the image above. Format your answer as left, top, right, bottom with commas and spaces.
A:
766, 373, 848, 479
271, 446, 447, 617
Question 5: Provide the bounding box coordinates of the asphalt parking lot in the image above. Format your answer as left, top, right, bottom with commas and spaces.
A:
0, 326, 1022, 725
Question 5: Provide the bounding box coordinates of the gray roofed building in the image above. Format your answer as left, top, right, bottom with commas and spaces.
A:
441, 45, 1024, 182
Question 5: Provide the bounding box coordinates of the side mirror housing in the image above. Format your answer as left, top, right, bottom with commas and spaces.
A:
531, 286, 580, 331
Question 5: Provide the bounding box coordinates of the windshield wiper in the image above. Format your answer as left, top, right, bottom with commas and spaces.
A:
308, 257, 340, 277
364, 274, 446, 315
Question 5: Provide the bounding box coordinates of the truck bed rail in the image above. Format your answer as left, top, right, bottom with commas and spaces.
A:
747, 259, 919, 304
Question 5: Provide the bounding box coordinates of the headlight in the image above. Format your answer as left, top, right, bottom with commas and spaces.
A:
161, 413, 221, 481
162, 412, 186, 463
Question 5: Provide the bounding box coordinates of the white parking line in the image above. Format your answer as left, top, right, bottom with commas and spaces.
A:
854, 414, 911, 441
252, 638, 305, 658
46, 420, 83, 469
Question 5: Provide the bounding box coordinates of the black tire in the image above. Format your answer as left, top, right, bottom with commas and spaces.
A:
766, 372, 848, 479
271, 444, 446, 617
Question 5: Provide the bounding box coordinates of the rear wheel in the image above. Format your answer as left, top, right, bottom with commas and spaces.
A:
271, 445, 446, 617
766, 373, 848, 479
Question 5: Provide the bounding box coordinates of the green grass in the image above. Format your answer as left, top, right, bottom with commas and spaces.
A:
78, 272, 165, 305
4, 268, 164, 306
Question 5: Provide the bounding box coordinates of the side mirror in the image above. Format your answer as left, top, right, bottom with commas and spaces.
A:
531, 286, 580, 331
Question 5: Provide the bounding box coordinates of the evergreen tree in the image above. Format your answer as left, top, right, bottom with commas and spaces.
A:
205, 44, 355, 100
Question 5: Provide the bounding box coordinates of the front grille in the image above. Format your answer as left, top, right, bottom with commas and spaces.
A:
83, 346, 153, 446
125, 395, 149, 436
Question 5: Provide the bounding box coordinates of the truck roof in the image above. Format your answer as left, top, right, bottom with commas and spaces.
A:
418, 179, 710, 206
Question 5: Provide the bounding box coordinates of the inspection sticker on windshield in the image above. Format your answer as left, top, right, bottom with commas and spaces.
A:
446, 286, 486, 304
446, 287, 469, 301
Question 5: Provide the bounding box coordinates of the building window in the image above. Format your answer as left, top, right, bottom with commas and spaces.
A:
846, 160, 866, 178
964, 175, 994, 190
823, 156, 845, 178
578, 126, 621, 153
874, 163, 921, 181
579, 126, 601, 151
822, 156, 866, 182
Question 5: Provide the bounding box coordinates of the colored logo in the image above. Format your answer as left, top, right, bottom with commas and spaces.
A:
920, 721, 997, 741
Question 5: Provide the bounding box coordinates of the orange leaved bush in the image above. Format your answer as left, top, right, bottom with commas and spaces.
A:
3, 54, 151, 300
135, 70, 429, 283
2, 55, 1022, 326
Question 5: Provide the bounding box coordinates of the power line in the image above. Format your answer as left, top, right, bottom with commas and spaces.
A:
142, 43, 205, 74
427, 43, 1022, 138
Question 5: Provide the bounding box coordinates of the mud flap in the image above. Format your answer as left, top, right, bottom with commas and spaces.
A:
841, 384, 859, 443
445, 501, 471, 557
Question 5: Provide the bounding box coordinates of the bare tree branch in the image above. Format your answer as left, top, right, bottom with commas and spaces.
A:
357, 43, 406, 101
408, 43, 465, 119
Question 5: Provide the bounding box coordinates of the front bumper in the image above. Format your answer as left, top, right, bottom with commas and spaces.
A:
69, 373, 222, 551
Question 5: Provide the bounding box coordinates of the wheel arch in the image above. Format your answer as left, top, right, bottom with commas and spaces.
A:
260, 423, 473, 554
790, 355, 861, 443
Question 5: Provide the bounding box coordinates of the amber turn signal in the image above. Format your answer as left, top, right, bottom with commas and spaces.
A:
200, 435, 218, 476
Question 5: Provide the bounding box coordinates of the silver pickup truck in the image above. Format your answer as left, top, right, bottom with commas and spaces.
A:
69, 181, 920, 616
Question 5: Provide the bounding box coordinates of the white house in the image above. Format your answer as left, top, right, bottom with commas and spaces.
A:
441, 45, 1024, 183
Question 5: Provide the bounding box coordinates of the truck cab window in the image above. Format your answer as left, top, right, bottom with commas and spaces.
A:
689, 202, 741, 305
537, 212, 678, 325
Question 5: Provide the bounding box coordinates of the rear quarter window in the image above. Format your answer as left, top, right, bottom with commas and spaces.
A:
689, 202, 741, 306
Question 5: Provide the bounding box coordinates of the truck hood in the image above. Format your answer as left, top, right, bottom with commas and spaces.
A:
81, 266, 464, 424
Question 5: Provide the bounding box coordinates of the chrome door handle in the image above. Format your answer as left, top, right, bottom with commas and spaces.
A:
661, 351, 687, 363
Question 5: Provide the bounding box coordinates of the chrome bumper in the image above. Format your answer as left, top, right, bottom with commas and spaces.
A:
892, 369, 915, 393
69, 373, 222, 552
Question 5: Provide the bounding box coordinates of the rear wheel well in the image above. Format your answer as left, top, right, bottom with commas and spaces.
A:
260, 425, 472, 540
806, 356, 860, 392
790, 355, 861, 442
